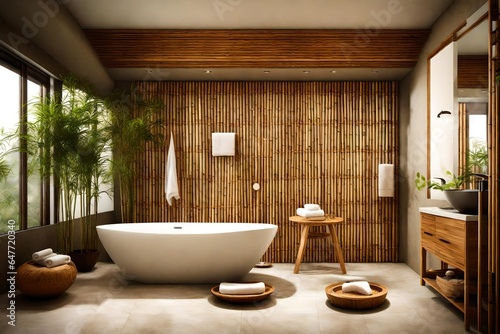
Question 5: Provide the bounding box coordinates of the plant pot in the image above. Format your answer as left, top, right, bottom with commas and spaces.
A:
69, 249, 99, 272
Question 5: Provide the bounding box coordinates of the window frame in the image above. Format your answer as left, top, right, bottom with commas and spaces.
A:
0, 47, 56, 231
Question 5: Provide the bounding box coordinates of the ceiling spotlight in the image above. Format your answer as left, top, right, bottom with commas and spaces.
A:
330, 70, 336, 74
303, 70, 310, 74
263, 70, 270, 74
437, 110, 452, 118
204, 70, 212, 74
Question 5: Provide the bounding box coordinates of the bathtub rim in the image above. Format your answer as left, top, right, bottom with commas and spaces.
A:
96, 222, 278, 235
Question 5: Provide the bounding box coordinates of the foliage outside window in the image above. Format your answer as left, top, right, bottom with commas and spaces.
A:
0, 56, 49, 233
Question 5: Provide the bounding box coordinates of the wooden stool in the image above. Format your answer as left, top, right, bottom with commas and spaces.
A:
17, 260, 77, 297
289, 215, 347, 274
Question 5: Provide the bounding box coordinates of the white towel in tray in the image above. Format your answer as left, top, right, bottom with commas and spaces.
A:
219, 282, 265, 295
342, 281, 372, 295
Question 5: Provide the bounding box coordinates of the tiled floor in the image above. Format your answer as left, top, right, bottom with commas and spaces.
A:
1, 262, 469, 334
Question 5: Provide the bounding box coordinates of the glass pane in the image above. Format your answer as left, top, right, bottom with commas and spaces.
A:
27, 79, 42, 228
0, 65, 20, 232
468, 114, 488, 174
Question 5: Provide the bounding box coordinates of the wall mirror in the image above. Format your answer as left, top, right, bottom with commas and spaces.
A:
427, 4, 488, 199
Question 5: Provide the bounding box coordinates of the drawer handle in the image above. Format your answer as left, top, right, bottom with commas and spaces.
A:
424, 232, 433, 236
438, 238, 450, 244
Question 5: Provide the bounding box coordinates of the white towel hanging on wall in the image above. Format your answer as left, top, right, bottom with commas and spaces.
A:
165, 132, 180, 205
378, 164, 394, 197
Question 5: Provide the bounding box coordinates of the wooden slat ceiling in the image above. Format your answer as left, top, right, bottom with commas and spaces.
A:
85, 29, 430, 69
458, 55, 488, 89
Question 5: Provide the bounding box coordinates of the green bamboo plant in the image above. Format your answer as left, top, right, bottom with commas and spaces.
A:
0, 130, 11, 181
104, 87, 163, 223
464, 139, 488, 174
26, 75, 110, 255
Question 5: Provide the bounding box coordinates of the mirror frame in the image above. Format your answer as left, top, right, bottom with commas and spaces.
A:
426, 10, 488, 199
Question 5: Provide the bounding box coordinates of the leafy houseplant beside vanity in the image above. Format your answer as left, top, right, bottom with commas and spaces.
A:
419, 207, 484, 331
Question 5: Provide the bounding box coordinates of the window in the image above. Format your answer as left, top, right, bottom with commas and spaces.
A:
0, 48, 52, 233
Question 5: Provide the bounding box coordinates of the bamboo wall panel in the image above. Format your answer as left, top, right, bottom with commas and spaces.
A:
85, 29, 429, 69
132, 81, 399, 263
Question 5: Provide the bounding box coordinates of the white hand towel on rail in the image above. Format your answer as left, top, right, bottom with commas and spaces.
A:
165, 132, 180, 206
44, 254, 71, 268
32, 248, 53, 261
212, 132, 235, 156
296, 208, 325, 218
219, 282, 266, 295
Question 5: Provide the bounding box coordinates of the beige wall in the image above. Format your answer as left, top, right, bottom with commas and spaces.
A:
0, 0, 112, 94
399, 0, 487, 272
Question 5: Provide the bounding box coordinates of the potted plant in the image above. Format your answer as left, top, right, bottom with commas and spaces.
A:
27, 75, 110, 271
415, 170, 487, 214
104, 86, 163, 223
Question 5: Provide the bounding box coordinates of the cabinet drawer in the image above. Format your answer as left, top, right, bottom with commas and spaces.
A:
435, 217, 465, 269
420, 213, 436, 251
421, 230, 435, 251
421, 213, 436, 234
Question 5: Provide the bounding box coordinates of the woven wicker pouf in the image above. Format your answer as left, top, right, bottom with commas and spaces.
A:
17, 260, 77, 297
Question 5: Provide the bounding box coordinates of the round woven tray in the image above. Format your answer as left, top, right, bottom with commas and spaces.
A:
325, 282, 388, 309
211, 284, 274, 303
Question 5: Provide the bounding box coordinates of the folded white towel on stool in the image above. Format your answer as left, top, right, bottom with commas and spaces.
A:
296, 208, 325, 218
45, 255, 71, 268
34, 253, 57, 266
32, 248, 53, 261
219, 282, 266, 295
342, 281, 372, 295
304, 204, 321, 211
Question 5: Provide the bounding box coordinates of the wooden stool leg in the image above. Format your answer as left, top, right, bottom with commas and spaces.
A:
294, 224, 310, 274
328, 224, 347, 274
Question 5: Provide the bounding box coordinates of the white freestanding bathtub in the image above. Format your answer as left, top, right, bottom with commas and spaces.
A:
96, 222, 277, 283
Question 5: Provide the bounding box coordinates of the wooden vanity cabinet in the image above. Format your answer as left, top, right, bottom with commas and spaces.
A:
420, 212, 478, 330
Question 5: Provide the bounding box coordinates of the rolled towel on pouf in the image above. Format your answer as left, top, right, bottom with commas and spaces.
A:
45, 254, 71, 268
35, 253, 57, 266
342, 281, 372, 295
32, 248, 53, 261
219, 282, 266, 295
